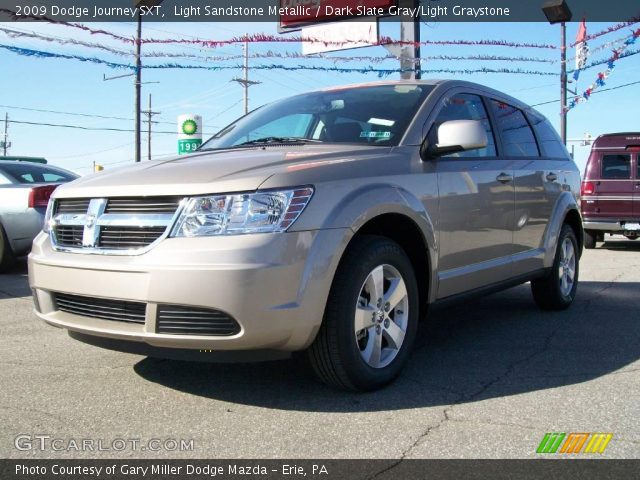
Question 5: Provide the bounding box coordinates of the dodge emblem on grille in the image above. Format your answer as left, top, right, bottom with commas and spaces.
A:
85, 214, 97, 228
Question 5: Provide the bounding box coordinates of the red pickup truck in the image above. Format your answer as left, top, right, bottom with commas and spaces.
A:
581, 132, 640, 248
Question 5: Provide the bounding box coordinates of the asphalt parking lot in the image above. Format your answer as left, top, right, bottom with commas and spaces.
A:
1, 238, 639, 459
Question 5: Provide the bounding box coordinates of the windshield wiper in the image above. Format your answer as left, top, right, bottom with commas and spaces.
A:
235, 137, 323, 146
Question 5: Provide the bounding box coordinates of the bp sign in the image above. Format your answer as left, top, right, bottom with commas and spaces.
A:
177, 114, 203, 155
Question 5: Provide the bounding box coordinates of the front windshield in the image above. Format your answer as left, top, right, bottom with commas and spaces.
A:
200, 84, 433, 150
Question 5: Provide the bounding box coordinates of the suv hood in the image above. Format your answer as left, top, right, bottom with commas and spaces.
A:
54, 145, 392, 198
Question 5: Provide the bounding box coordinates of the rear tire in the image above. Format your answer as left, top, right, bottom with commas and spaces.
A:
584, 229, 597, 249
531, 224, 579, 310
0, 225, 16, 273
308, 235, 419, 392
624, 235, 638, 241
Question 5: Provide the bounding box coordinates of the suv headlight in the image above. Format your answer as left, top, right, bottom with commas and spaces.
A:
171, 187, 314, 237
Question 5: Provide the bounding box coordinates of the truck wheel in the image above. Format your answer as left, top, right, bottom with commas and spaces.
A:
0, 225, 16, 273
584, 230, 597, 249
308, 235, 419, 391
624, 235, 638, 241
531, 224, 579, 310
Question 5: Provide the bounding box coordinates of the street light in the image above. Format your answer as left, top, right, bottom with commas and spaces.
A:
542, 0, 573, 146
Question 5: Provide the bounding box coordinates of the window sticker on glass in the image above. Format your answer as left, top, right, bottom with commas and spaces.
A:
360, 131, 391, 139
368, 118, 395, 127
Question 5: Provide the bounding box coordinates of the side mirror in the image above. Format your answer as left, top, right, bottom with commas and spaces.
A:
420, 120, 488, 160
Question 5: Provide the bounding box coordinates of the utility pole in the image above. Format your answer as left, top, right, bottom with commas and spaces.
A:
142, 94, 160, 161
1, 113, 9, 156
399, 0, 421, 79
542, 0, 572, 146
232, 40, 261, 115
383, 0, 421, 80
560, 21, 568, 145
134, 11, 142, 162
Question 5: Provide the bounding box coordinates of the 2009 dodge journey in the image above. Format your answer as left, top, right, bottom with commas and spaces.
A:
28, 80, 583, 391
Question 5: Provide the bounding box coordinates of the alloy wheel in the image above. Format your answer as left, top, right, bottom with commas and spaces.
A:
354, 264, 409, 369
558, 237, 576, 297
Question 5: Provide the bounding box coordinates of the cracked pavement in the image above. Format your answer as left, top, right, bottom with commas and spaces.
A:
1, 238, 639, 459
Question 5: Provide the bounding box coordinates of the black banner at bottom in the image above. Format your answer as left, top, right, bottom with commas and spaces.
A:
1, 459, 639, 480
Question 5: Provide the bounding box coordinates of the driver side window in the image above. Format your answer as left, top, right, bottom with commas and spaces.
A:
428, 94, 497, 158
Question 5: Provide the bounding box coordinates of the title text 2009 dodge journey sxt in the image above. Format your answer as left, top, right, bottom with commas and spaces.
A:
29, 81, 583, 391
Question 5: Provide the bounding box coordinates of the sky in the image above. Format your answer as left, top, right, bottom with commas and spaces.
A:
0, 19, 639, 175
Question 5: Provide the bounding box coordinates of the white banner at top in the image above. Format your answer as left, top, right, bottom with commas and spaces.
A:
301, 20, 378, 55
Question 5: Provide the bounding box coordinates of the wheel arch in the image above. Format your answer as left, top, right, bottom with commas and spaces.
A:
348, 212, 435, 319
294, 185, 437, 349
543, 192, 583, 267
563, 208, 584, 257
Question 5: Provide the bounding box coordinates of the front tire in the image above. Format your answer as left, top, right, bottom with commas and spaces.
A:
531, 224, 579, 310
308, 235, 419, 391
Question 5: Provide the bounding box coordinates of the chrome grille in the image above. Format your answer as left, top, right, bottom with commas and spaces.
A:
50, 196, 183, 255
157, 305, 241, 336
98, 226, 166, 249
54, 225, 84, 247
105, 197, 181, 214
55, 198, 91, 214
54, 293, 146, 324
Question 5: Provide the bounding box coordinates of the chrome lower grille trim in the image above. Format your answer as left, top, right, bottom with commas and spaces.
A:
97, 226, 167, 250
54, 293, 147, 324
157, 305, 241, 336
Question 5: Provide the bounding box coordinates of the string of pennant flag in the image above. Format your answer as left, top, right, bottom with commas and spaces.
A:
0, 27, 561, 64
5, 25, 638, 68
570, 18, 640, 47
0, 9, 557, 49
0, 43, 561, 77
566, 27, 640, 111
2, 7, 638, 50
1, 5, 639, 112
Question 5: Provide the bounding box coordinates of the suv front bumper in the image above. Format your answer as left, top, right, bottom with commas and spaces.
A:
28, 228, 351, 354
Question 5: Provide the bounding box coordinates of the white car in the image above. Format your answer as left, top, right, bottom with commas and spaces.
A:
0, 160, 77, 271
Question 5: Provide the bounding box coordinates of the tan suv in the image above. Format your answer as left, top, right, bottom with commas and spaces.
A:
29, 80, 583, 391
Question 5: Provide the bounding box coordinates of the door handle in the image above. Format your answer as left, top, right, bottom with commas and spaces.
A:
546, 172, 558, 182
496, 173, 513, 184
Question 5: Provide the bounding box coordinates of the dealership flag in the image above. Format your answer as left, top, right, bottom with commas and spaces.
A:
574, 19, 589, 80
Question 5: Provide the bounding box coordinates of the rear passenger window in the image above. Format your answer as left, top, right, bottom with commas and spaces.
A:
602, 155, 631, 179
43, 173, 68, 182
527, 111, 569, 158
490, 100, 539, 157
429, 93, 496, 158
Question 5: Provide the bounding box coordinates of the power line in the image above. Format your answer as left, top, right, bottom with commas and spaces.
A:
530, 79, 640, 107
47, 142, 134, 159
77, 150, 180, 170
1, 117, 218, 135
3, 118, 174, 133
0, 103, 177, 126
